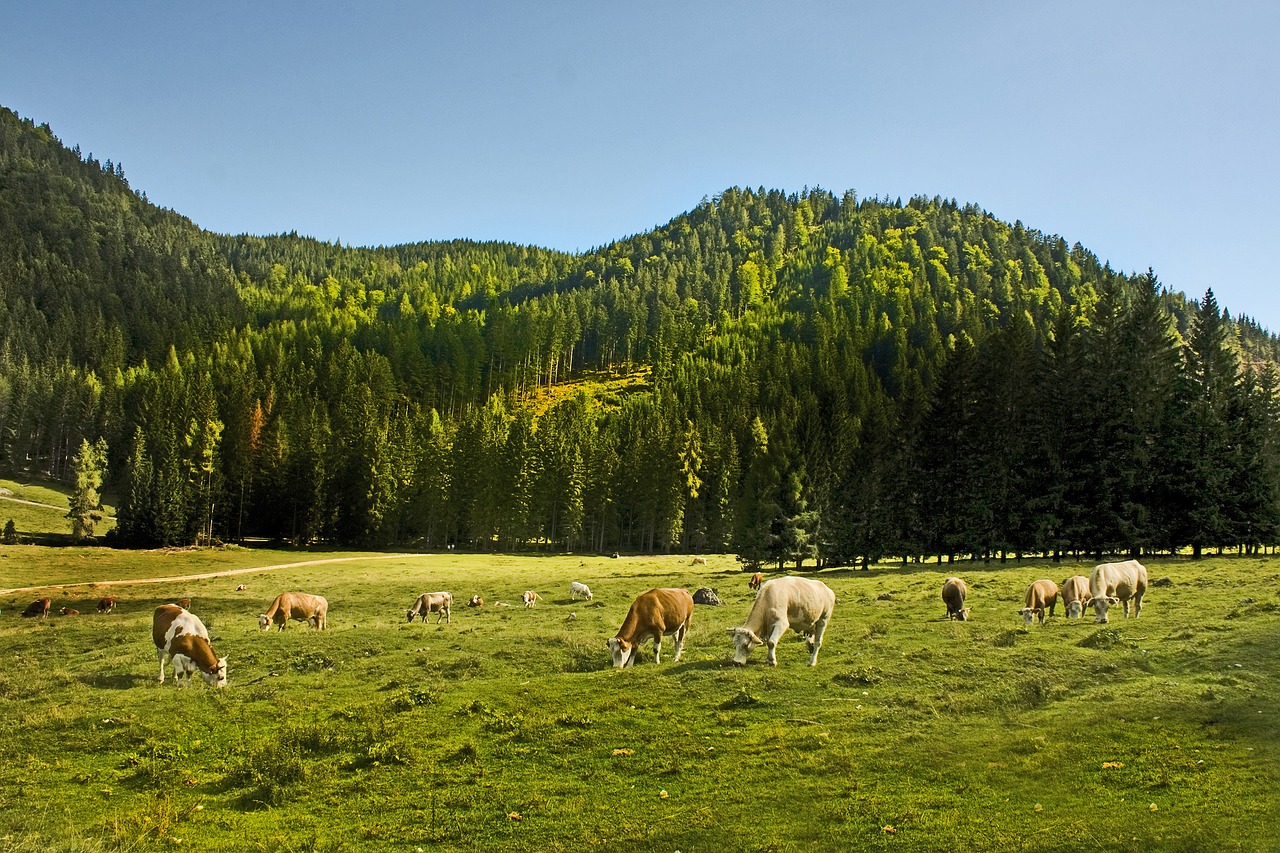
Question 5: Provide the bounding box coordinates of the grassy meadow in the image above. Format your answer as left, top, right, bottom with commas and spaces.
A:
0, 477, 115, 545
0, 548, 1277, 852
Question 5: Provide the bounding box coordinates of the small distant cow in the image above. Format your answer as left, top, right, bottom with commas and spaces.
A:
235, 584, 248, 591
59, 607, 79, 616
570, 581, 593, 601
406, 591, 453, 624
153, 604, 227, 688
467, 594, 483, 607
748, 572, 764, 591
1020, 579, 1059, 625
21, 598, 51, 619
1060, 575, 1091, 619
691, 556, 708, 566
941, 577, 970, 621
607, 588, 695, 668
259, 592, 329, 631
522, 590, 539, 608
97, 596, 117, 614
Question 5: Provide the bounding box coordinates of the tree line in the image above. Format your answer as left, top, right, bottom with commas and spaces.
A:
3, 106, 1279, 563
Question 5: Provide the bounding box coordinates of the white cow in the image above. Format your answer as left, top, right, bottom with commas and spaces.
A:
728, 576, 835, 667
570, 581, 593, 601
1087, 560, 1148, 623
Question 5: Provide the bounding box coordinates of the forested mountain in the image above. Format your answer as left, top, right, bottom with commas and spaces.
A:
4, 105, 1279, 562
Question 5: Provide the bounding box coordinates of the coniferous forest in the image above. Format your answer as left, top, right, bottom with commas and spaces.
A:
4, 106, 1280, 565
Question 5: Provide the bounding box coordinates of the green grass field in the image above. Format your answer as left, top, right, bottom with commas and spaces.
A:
0, 549, 1276, 852
0, 477, 116, 545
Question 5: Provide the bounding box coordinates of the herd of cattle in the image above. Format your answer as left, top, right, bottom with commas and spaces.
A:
10, 558, 1150, 689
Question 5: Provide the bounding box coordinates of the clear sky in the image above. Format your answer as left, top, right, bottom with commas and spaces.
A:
4, 1, 1279, 328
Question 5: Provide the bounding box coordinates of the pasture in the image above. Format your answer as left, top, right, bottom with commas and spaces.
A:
0, 549, 1277, 852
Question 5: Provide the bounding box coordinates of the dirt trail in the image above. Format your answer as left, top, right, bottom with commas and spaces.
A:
0, 553, 428, 597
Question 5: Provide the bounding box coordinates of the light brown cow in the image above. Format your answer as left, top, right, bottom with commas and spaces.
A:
1087, 560, 1148, 624
258, 592, 328, 631
728, 576, 836, 667
152, 604, 227, 688
407, 591, 452, 624
942, 577, 970, 621
59, 607, 79, 616
97, 596, 117, 613
1020, 579, 1059, 625
21, 597, 51, 619
748, 572, 764, 591
1061, 575, 1091, 619
607, 588, 695, 668
522, 590, 539, 608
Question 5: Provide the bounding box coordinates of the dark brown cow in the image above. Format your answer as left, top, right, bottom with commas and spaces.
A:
21, 597, 51, 619
97, 596, 118, 613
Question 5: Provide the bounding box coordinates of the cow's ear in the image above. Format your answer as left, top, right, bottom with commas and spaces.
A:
1108, 597, 1120, 604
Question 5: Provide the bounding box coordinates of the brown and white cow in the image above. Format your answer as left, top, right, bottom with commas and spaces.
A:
406, 591, 452, 624
1019, 579, 1059, 625
942, 577, 970, 621
1087, 560, 1148, 624
1060, 575, 1092, 619
59, 607, 79, 616
152, 604, 227, 688
522, 590, 539, 608
21, 597, 51, 619
467, 594, 483, 607
258, 592, 329, 631
607, 587, 695, 669
728, 576, 835, 667
748, 572, 764, 591
97, 595, 117, 613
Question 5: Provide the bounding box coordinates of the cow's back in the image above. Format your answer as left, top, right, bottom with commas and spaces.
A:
752, 576, 835, 632
153, 604, 208, 650
1091, 560, 1147, 600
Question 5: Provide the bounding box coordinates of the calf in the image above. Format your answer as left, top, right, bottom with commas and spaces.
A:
941, 577, 970, 621
1060, 575, 1091, 619
21, 597, 51, 619
607, 588, 695, 668
152, 604, 227, 688
96, 596, 117, 613
728, 576, 835, 667
1019, 579, 1059, 625
1088, 560, 1148, 624
748, 572, 764, 591
406, 591, 452, 624
467, 594, 483, 607
259, 592, 329, 631
570, 581, 593, 601
59, 607, 80, 616
522, 590, 539, 608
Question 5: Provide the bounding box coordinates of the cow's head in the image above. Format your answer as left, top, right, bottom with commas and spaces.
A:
1018, 607, 1035, 626
953, 607, 971, 622
1066, 600, 1083, 619
606, 637, 634, 669
257, 614, 272, 631
405, 608, 417, 623
727, 627, 764, 665
200, 656, 228, 689
1088, 595, 1119, 623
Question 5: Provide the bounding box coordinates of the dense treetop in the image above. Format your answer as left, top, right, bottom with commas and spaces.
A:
3, 105, 1279, 561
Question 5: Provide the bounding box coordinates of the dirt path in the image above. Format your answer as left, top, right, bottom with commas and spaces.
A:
0, 553, 428, 597
0, 494, 65, 512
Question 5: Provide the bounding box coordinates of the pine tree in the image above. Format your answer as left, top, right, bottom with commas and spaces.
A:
66, 437, 108, 541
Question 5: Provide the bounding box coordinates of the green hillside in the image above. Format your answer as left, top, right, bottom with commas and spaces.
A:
3, 105, 1280, 561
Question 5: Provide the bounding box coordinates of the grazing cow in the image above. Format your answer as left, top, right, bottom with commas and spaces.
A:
607, 588, 695, 668
691, 556, 708, 566
258, 592, 329, 631
1061, 575, 1092, 619
176, 598, 191, 609
728, 576, 835, 667
97, 596, 117, 613
748, 572, 764, 591
1087, 560, 1148, 624
941, 577, 970, 621
21, 597, 51, 619
235, 584, 248, 591
1020, 579, 1060, 625
570, 581, 593, 601
406, 591, 453, 624
59, 607, 79, 616
467, 595, 483, 607
152, 604, 227, 688
522, 590, 539, 608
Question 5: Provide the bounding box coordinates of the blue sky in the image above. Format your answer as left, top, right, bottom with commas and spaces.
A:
4, 1, 1279, 328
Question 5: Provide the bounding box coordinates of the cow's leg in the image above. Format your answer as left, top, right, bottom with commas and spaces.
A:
672, 621, 689, 663
765, 621, 788, 666
157, 648, 167, 684
807, 615, 830, 666
653, 634, 663, 664
1132, 593, 1142, 619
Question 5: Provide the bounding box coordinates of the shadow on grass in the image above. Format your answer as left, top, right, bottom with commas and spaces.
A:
80, 672, 152, 690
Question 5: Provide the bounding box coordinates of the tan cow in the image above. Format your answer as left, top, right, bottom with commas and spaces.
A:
1087, 560, 1148, 624
59, 607, 80, 616
21, 597, 51, 619
522, 590, 539, 608
942, 577, 970, 621
728, 576, 835, 667
1061, 575, 1091, 619
407, 591, 453, 624
748, 572, 764, 591
258, 592, 328, 631
152, 604, 227, 688
1019, 579, 1059, 625
607, 588, 695, 668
